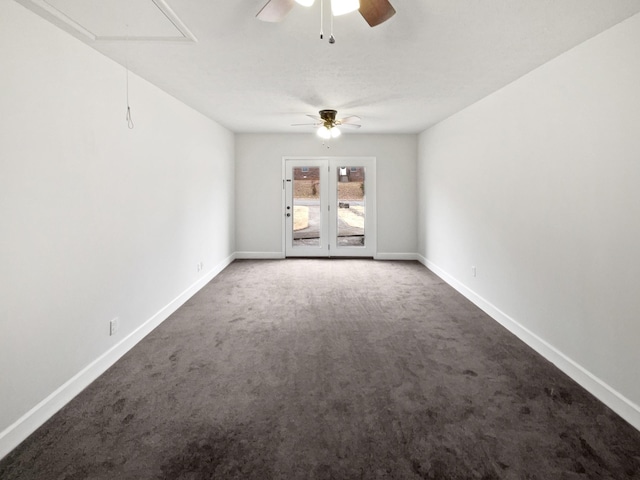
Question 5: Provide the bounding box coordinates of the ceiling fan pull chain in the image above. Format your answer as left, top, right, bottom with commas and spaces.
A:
319, 0, 324, 39
329, 7, 335, 43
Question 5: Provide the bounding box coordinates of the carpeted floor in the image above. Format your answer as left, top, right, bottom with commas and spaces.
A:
1, 259, 639, 479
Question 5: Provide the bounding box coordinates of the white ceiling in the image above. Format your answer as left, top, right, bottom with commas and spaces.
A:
16, 0, 640, 133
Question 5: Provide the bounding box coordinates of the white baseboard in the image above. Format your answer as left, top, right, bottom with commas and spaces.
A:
374, 252, 419, 261
235, 251, 285, 259
236, 252, 418, 261
0, 253, 236, 461
417, 254, 640, 432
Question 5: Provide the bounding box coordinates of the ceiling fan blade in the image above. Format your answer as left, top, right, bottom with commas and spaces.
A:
306, 114, 322, 121
337, 115, 361, 125
291, 122, 322, 126
359, 0, 396, 27
340, 124, 361, 129
256, 0, 295, 22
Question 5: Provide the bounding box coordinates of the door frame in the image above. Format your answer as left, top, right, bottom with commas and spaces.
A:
282, 156, 377, 257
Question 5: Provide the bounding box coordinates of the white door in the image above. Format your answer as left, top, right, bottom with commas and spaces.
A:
284, 157, 376, 257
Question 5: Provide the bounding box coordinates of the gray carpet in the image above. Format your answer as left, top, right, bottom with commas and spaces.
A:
1, 259, 639, 479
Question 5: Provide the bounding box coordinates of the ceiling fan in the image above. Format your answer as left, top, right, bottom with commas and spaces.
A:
292, 109, 361, 139
257, 0, 395, 28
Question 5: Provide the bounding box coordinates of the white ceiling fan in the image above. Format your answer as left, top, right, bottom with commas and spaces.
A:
292, 109, 361, 138
257, 0, 396, 27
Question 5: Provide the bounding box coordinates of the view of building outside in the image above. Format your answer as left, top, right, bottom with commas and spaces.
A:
292, 167, 365, 247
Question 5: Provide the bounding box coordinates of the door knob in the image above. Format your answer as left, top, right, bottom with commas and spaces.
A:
286, 213, 291, 217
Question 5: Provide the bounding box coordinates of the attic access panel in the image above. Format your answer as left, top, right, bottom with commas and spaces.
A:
15, 0, 196, 42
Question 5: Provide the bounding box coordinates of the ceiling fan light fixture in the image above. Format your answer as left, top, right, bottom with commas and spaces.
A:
331, 0, 360, 16
317, 126, 332, 139
295, 0, 315, 7
297, 110, 357, 138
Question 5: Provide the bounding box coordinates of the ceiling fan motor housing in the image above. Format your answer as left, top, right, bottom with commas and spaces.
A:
319, 109, 338, 127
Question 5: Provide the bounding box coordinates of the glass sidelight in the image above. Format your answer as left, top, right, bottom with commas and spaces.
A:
284, 158, 375, 258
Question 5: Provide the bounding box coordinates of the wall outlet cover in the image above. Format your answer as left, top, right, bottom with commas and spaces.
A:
109, 317, 119, 336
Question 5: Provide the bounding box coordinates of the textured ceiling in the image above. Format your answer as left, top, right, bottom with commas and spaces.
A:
16, 0, 640, 133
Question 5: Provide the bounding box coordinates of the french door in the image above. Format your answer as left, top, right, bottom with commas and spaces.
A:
283, 157, 376, 257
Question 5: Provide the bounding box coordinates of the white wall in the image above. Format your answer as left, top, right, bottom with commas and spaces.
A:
235, 134, 417, 258
417, 13, 640, 429
0, 1, 235, 457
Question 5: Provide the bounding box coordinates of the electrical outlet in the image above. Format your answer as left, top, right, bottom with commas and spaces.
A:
471, 266, 477, 277
109, 317, 119, 336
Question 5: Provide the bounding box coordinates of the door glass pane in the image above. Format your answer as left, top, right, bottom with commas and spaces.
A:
293, 167, 321, 247
337, 166, 365, 247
